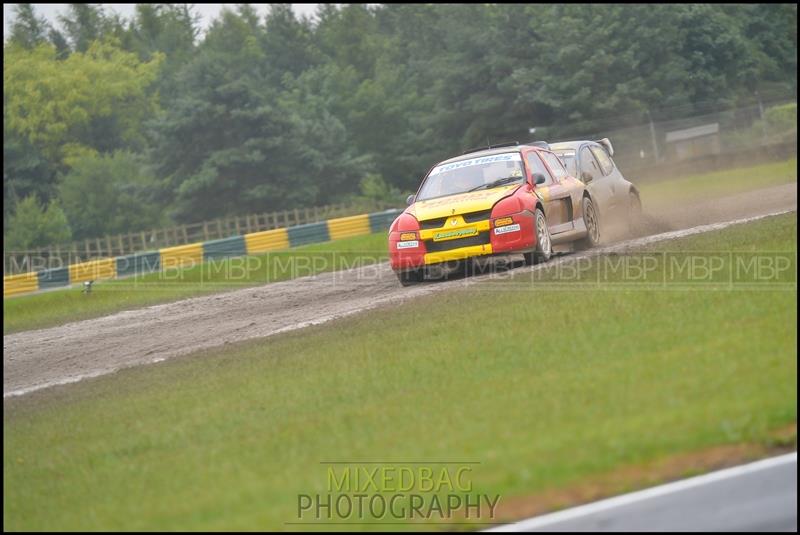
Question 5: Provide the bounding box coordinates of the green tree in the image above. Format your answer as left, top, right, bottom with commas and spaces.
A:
3, 121, 58, 228
3, 41, 163, 168
8, 3, 50, 49
151, 6, 373, 221
58, 151, 167, 240
57, 3, 108, 52
4, 195, 72, 250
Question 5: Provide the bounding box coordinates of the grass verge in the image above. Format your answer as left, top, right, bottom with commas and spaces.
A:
3, 232, 389, 334
3, 213, 796, 530
638, 157, 796, 204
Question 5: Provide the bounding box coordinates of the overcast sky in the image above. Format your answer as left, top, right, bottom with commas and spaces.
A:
3, 4, 323, 37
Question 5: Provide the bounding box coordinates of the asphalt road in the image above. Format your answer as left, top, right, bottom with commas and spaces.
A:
488, 453, 798, 532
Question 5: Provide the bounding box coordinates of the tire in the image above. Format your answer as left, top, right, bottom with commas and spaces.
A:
628, 191, 642, 235
576, 195, 601, 249
396, 268, 424, 286
523, 208, 552, 265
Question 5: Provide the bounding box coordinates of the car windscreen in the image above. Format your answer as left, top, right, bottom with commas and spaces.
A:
553, 150, 577, 177
416, 152, 525, 201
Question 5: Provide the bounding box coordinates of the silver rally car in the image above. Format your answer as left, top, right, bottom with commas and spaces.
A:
550, 138, 641, 242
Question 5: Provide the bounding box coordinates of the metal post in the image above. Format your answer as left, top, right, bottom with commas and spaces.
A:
646, 109, 660, 163
756, 90, 768, 145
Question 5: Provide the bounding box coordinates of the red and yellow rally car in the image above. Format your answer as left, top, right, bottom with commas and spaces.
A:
389, 142, 600, 285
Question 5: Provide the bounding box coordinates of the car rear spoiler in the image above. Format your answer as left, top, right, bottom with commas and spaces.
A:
595, 138, 614, 157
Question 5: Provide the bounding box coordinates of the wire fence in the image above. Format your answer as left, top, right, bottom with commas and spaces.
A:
541, 94, 797, 181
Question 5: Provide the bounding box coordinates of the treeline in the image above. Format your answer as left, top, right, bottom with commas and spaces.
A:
4, 3, 797, 249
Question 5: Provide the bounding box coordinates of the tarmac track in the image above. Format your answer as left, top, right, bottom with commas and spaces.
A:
3, 182, 796, 398
486, 453, 797, 532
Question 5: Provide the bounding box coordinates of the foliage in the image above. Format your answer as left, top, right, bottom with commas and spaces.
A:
763, 103, 797, 134
4, 195, 72, 250
2, 3, 797, 245
4, 41, 162, 166
58, 151, 167, 240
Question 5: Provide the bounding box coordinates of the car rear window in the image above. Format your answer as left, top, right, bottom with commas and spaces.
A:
589, 145, 614, 176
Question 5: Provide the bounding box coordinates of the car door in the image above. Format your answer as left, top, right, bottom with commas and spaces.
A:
580, 145, 615, 219
589, 144, 628, 217
528, 150, 581, 235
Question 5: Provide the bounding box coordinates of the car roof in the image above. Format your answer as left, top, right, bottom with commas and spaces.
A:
435, 143, 545, 166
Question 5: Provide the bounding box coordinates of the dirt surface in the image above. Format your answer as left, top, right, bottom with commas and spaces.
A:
3, 182, 796, 398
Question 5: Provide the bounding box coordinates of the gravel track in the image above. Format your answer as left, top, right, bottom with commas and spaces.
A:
4, 182, 796, 398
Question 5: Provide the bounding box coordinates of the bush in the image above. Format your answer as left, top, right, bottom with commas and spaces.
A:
358, 173, 406, 205
4, 195, 72, 250
764, 103, 797, 134
58, 151, 168, 240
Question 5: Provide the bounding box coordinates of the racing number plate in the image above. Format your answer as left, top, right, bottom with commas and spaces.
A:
432, 227, 479, 242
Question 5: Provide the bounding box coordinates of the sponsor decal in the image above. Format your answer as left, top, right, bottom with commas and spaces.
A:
433, 228, 478, 241
429, 152, 522, 176
416, 185, 517, 209
397, 240, 419, 249
494, 223, 521, 235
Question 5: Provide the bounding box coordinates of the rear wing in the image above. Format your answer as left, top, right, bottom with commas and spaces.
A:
595, 138, 614, 157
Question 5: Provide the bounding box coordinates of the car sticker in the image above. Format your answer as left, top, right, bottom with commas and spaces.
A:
429, 152, 522, 176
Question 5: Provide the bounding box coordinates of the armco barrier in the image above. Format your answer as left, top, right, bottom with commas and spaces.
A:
37, 266, 70, 291
3, 272, 39, 297
69, 258, 117, 284
327, 214, 371, 241
203, 235, 247, 261
3, 208, 402, 298
287, 221, 330, 247
244, 228, 289, 255
115, 251, 161, 278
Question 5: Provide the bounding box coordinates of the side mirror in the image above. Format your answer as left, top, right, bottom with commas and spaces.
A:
533, 173, 547, 185
581, 172, 593, 184
406, 194, 416, 206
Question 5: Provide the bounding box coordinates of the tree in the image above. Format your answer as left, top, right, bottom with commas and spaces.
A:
3, 41, 163, 168
57, 3, 108, 53
58, 151, 167, 239
8, 3, 50, 49
3, 121, 58, 228
151, 6, 373, 221
4, 195, 72, 250
127, 4, 199, 101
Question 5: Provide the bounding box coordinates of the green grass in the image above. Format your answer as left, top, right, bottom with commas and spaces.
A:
639, 157, 796, 204
3, 232, 389, 334
4, 213, 796, 531
5, 157, 795, 335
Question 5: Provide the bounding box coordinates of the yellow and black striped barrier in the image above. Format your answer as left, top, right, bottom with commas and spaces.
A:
3, 209, 401, 298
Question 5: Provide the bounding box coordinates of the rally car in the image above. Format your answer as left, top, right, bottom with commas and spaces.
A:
388, 141, 601, 285
549, 138, 641, 241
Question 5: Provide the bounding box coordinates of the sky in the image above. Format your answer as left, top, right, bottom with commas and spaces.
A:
3, 4, 323, 37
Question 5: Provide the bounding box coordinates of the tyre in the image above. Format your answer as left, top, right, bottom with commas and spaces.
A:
523, 208, 552, 265
628, 191, 643, 235
576, 195, 601, 249
396, 268, 424, 286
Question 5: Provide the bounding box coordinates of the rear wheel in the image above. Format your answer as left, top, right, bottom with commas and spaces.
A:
523, 208, 552, 265
576, 196, 601, 249
396, 268, 424, 286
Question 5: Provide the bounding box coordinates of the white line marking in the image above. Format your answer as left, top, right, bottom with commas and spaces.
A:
484, 452, 798, 532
